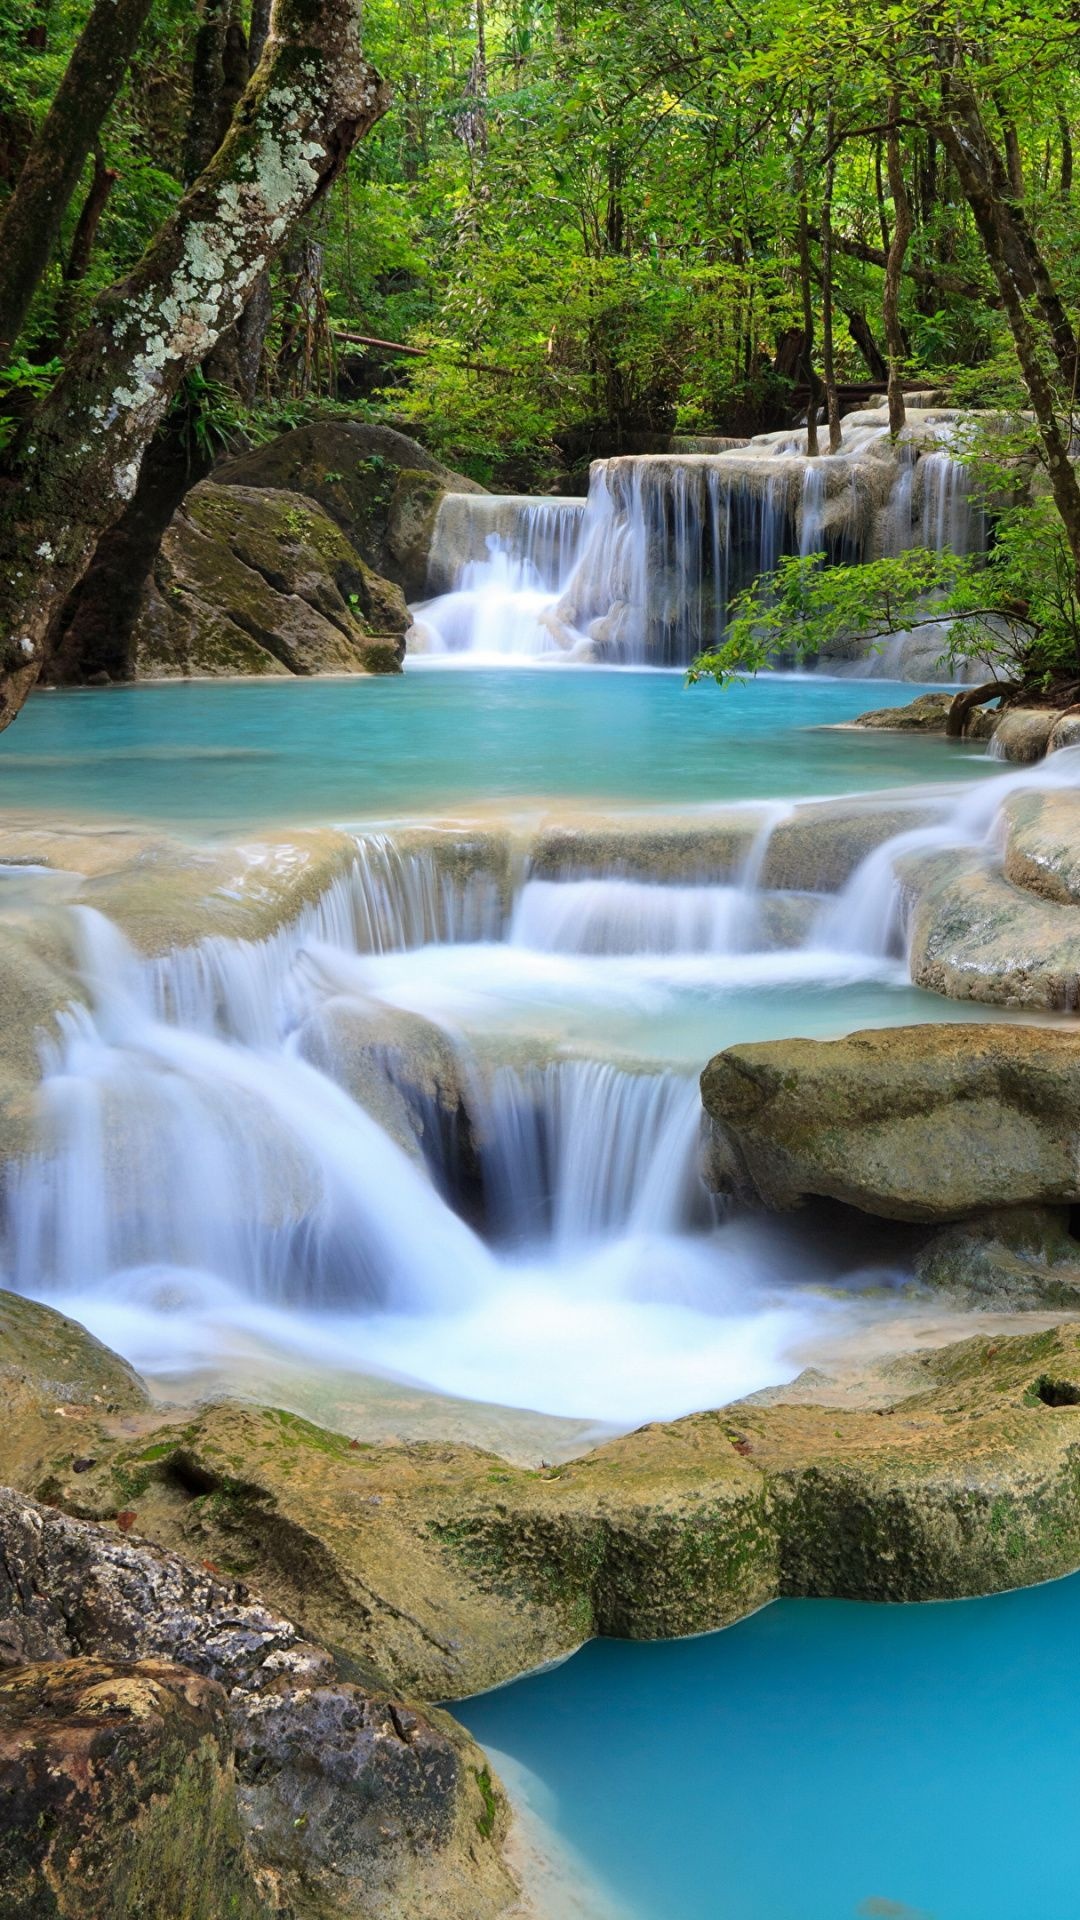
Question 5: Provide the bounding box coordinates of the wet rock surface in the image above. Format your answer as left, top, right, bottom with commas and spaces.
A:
991, 707, 1058, 763
1001, 790, 1080, 907
851, 691, 959, 732
701, 1023, 1080, 1223
216, 422, 485, 600
914, 1206, 1080, 1309
0, 1483, 517, 1919
9, 1313, 1080, 1707
0, 1656, 264, 1920
134, 482, 407, 679
902, 847, 1080, 1008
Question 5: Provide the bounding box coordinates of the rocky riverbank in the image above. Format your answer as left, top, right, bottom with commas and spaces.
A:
5, 1287, 1080, 1915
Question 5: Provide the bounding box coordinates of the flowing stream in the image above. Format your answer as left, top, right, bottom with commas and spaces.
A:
4, 500, 1079, 1915
5, 688, 1078, 1427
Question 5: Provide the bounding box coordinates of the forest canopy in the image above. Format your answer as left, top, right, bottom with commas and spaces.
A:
3, 0, 1080, 720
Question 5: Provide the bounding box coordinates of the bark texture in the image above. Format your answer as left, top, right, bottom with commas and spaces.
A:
0, 0, 155, 356
0, 0, 390, 730
884, 97, 913, 436
936, 85, 1080, 588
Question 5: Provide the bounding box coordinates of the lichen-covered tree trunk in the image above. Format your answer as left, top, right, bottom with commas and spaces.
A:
0, 0, 156, 356
883, 97, 912, 437
0, 0, 390, 730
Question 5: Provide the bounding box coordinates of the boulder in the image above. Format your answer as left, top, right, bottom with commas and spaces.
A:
902, 847, 1080, 1008
914, 1206, 1080, 1309
1049, 707, 1080, 752
851, 692, 955, 732
0, 1488, 518, 1920
215, 422, 486, 599
1002, 789, 1080, 906
233, 1684, 512, 1920
0, 1657, 264, 1920
991, 707, 1057, 763
700, 1023, 1080, 1222
297, 999, 480, 1203
134, 481, 407, 679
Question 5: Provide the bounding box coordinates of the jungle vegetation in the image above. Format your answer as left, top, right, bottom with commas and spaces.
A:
2, 0, 1080, 721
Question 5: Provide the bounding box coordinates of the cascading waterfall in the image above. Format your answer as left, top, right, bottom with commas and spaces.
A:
473, 1060, 708, 1249
11, 737, 1079, 1425
411, 406, 986, 667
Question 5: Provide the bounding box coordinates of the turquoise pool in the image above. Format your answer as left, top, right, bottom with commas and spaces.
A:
3, 670, 990, 829
460, 1573, 1080, 1920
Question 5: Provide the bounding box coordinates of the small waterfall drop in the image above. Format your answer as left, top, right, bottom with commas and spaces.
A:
411, 407, 985, 667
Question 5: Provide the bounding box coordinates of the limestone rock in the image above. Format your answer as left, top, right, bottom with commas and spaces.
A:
134, 481, 407, 679
297, 998, 478, 1197
1049, 707, 1080, 752
759, 799, 943, 892
0, 1290, 148, 1431
0, 1488, 518, 1920
851, 692, 955, 732
902, 847, 1080, 1008
19, 1320, 1080, 1700
0, 916, 81, 1163
527, 799, 942, 893
700, 1023, 1080, 1222
216, 422, 485, 598
991, 706, 1057, 763
1002, 789, 1080, 906
0, 1657, 264, 1920
914, 1206, 1080, 1308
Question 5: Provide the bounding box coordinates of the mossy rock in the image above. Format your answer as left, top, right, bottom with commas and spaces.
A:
0, 1289, 148, 1421
20, 1319, 1080, 1702
701, 1023, 1080, 1222
851, 691, 956, 732
915, 1205, 1080, 1308
0, 1658, 266, 1920
215, 423, 484, 595
135, 480, 407, 680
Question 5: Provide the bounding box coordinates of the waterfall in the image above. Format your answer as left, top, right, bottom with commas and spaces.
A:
811, 745, 1080, 959
409, 407, 985, 667
472, 1060, 706, 1249
8, 911, 491, 1322
147, 832, 507, 1042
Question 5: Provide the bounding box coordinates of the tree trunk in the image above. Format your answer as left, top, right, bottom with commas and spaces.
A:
937, 106, 1080, 588
820, 123, 842, 453
49, 150, 120, 352
884, 96, 913, 436
842, 307, 888, 382
942, 87, 1079, 392
0, 0, 390, 731
794, 153, 821, 456
946, 680, 1014, 738
45, 415, 215, 684
0, 0, 155, 355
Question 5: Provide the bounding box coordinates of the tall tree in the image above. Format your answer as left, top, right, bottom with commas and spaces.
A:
0, 0, 390, 729
0, 0, 156, 355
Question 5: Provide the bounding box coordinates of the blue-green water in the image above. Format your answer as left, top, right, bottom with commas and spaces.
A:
3, 670, 989, 829
460, 1575, 1080, 1920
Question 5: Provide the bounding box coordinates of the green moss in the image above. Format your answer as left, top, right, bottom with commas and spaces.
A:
472, 1766, 498, 1840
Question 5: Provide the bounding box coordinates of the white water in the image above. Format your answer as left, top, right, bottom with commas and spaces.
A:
7, 748, 1080, 1426
410, 406, 984, 666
